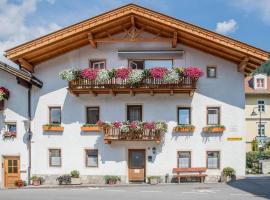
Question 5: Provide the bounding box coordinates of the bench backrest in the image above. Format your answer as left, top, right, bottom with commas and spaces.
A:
173, 167, 207, 173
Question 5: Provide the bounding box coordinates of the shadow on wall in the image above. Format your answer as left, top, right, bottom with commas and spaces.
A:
227, 176, 270, 199
200, 132, 223, 143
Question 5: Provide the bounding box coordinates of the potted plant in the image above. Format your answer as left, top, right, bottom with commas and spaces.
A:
104, 175, 121, 185
174, 124, 195, 133
0, 87, 10, 110
70, 170, 81, 185
43, 123, 64, 132
147, 176, 161, 185
203, 125, 225, 133
15, 179, 24, 188
81, 124, 100, 132
222, 167, 236, 182
2, 131, 16, 139
31, 176, 45, 186
56, 174, 71, 185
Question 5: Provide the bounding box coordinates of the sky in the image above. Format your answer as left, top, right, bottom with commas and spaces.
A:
0, 0, 270, 66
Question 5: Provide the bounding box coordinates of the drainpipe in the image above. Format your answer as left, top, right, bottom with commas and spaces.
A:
27, 85, 32, 185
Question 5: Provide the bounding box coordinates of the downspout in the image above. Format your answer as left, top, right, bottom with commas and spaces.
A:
27, 85, 32, 185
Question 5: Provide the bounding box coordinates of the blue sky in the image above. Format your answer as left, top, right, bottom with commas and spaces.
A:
0, 0, 270, 65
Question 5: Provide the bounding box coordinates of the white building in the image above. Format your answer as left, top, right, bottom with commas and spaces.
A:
0, 4, 269, 187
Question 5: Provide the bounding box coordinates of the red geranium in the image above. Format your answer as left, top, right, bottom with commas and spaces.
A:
115, 67, 131, 79
143, 122, 155, 130
184, 67, 203, 78
81, 68, 98, 81
112, 121, 122, 128
0, 87, 10, 100
149, 67, 168, 79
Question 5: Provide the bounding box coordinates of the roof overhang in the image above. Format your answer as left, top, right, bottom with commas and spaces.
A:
4, 4, 270, 75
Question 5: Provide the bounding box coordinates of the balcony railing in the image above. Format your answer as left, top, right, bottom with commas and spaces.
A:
103, 127, 162, 144
68, 76, 198, 96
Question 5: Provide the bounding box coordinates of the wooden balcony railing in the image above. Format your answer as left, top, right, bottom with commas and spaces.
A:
103, 127, 162, 144
68, 76, 198, 96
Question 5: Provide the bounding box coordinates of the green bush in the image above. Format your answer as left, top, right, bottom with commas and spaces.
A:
222, 167, 235, 177
70, 170, 80, 178
147, 176, 161, 182
246, 151, 270, 168
56, 175, 71, 185
251, 139, 258, 151
104, 176, 121, 184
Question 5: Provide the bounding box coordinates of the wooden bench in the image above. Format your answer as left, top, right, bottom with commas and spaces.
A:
173, 167, 207, 183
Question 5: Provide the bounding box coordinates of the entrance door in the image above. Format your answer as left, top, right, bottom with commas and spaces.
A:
4, 156, 20, 188
128, 149, 145, 182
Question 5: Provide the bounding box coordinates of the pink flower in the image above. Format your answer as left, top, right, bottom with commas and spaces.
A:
130, 121, 138, 129
96, 120, 104, 126
116, 67, 131, 79
81, 68, 98, 81
112, 121, 122, 128
143, 122, 155, 130
0, 87, 10, 99
149, 67, 168, 79
184, 67, 203, 78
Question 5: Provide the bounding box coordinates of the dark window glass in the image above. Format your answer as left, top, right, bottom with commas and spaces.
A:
178, 108, 191, 125
207, 67, 216, 78
127, 105, 142, 121
207, 151, 220, 169
86, 150, 98, 167
49, 107, 61, 124
90, 60, 106, 69
86, 107, 99, 124
178, 152, 191, 168
7, 123, 16, 132
129, 60, 144, 69
130, 151, 144, 168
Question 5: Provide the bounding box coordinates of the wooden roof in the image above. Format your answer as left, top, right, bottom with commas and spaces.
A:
4, 4, 269, 74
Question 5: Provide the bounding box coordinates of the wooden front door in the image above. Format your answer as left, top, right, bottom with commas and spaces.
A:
4, 156, 20, 188
128, 149, 145, 182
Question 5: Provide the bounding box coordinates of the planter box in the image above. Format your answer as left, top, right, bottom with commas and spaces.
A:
71, 177, 81, 185
203, 127, 225, 133
32, 180, 41, 186
43, 125, 64, 132
174, 127, 195, 133
81, 126, 100, 132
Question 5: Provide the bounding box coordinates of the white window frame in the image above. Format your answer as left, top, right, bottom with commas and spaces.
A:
257, 122, 266, 137
257, 99, 265, 113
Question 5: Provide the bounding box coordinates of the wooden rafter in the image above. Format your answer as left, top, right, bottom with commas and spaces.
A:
18, 58, 34, 72
172, 31, 177, 48
131, 15, 135, 27
238, 57, 249, 72
88, 32, 97, 48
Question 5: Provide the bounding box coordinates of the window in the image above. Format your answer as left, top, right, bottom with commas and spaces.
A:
127, 105, 142, 121
89, 60, 106, 69
207, 66, 216, 78
177, 107, 191, 125
256, 78, 265, 89
128, 59, 173, 69
85, 149, 98, 167
49, 107, 61, 124
207, 151, 220, 169
49, 149, 61, 167
6, 122, 17, 133
257, 100, 265, 112
178, 151, 191, 168
207, 107, 220, 125
257, 123, 265, 137
86, 107, 100, 124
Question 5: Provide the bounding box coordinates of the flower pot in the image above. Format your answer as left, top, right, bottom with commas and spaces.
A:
32, 180, 41, 186
81, 126, 100, 132
71, 177, 81, 185
203, 127, 225, 133
149, 178, 159, 185
108, 180, 117, 185
174, 127, 195, 133
43, 125, 64, 132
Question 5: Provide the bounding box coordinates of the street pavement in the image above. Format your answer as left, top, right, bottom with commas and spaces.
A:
1, 176, 270, 200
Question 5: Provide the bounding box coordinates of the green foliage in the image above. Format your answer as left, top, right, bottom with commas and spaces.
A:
246, 151, 270, 168
70, 170, 80, 178
222, 167, 235, 177
104, 175, 121, 184
147, 176, 161, 182
175, 124, 195, 128
251, 139, 258, 151
56, 175, 71, 185
31, 176, 45, 184
44, 123, 61, 128
253, 60, 270, 75
83, 124, 98, 127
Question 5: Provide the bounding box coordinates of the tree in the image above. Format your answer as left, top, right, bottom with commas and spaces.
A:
253, 60, 270, 75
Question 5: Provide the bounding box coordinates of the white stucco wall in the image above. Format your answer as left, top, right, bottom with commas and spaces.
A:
0, 71, 29, 187
29, 40, 246, 182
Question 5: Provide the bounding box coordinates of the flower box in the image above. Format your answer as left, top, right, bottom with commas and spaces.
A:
203, 125, 225, 133
43, 125, 64, 132
174, 125, 195, 133
81, 125, 100, 132
3, 131, 17, 139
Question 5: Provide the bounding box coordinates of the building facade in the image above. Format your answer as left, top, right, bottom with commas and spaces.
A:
0, 4, 269, 187
245, 74, 270, 152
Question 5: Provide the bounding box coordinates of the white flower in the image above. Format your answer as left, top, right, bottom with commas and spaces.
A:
96, 69, 110, 83
120, 125, 130, 133
162, 69, 179, 83
59, 68, 80, 81
127, 70, 144, 85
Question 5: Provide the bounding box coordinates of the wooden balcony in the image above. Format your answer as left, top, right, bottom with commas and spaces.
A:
103, 127, 162, 144
68, 76, 197, 96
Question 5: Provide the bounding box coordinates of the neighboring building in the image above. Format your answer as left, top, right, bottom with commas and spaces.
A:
1, 4, 269, 187
245, 74, 270, 151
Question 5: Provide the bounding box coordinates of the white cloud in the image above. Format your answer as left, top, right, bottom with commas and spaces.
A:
215, 19, 238, 35
0, 0, 61, 58
231, 0, 270, 25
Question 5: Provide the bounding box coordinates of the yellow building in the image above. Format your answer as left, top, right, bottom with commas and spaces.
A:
245, 74, 270, 152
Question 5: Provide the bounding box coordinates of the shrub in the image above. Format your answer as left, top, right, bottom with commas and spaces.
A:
59, 68, 81, 81
246, 151, 270, 168
56, 175, 71, 185
104, 176, 121, 184
15, 179, 24, 187
70, 170, 80, 178
147, 176, 161, 182
31, 176, 45, 184
251, 139, 258, 151
222, 167, 235, 177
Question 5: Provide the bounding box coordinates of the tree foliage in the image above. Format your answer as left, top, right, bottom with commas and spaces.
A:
253, 60, 270, 75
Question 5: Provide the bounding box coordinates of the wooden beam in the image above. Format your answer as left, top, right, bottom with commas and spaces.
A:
18, 58, 34, 72
131, 15, 135, 27
88, 32, 97, 48
238, 56, 249, 72
172, 31, 177, 48
95, 37, 172, 43
170, 90, 174, 96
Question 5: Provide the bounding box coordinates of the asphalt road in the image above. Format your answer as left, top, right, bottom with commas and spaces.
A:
1, 176, 270, 200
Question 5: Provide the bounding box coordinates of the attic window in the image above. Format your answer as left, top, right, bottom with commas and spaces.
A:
256, 78, 265, 89
89, 60, 106, 69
